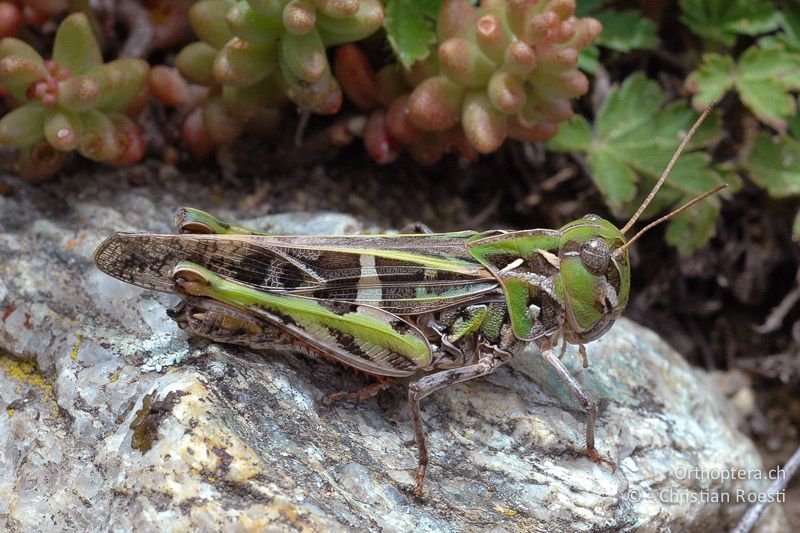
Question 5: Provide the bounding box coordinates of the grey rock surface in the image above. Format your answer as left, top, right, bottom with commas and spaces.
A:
0, 172, 787, 532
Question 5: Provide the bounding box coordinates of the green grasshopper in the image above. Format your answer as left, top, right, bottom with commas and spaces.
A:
94, 108, 724, 495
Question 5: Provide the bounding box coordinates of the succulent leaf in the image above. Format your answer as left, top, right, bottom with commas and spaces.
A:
191, 0, 237, 49
56, 75, 101, 112
283, 0, 316, 35
213, 38, 277, 86
375, 0, 601, 162
0, 103, 46, 147
226, 1, 283, 43
52, 13, 102, 76
202, 94, 245, 145
315, 0, 384, 45
0, 37, 43, 63
78, 109, 122, 161
279, 48, 342, 113
43, 108, 81, 151
438, 38, 495, 88
0, 54, 48, 101
176, 42, 219, 86
91, 59, 150, 112
461, 90, 507, 153
246, 0, 283, 18
334, 44, 378, 110
222, 76, 285, 119
281, 29, 327, 83
408, 75, 463, 131
18, 141, 69, 183
107, 113, 146, 166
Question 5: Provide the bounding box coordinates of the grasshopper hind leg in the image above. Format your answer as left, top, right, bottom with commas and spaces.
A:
540, 346, 616, 471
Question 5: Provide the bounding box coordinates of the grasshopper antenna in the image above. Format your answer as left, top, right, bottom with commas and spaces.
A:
619, 104, 715, 236
614, 183, 727, 257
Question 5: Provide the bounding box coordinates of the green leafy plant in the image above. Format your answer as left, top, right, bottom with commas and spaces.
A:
679, 0, 800, 246
384, 0, 441, 68
679, 0, 779, 47
547, 73, 725, 255
743, 132, 800, 239
573, 0, 656, 73
687, 44, 800, 130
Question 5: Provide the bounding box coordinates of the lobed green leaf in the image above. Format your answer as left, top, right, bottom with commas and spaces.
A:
744, 132, 800, 198
665, 199, 720, 256
547, 73, 724, 254
593, 9, 657, 52
384, 0, 440, 68
679, 0, 779, 47
689, 45, 800, 130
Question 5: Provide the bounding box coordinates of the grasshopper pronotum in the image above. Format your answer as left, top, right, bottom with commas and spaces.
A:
95, 107, 724, 495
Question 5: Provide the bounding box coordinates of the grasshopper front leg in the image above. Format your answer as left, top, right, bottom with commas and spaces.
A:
408, 350, 510, 496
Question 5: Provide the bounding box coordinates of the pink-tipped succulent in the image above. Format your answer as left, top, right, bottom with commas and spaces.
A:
337, 0, 601, 164
0, 0, 69, 39
176, 0, 384, 116
0, 13, 149, 180
149, 63, 284, 159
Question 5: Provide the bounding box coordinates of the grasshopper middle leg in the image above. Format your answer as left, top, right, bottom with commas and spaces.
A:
408, 351, 509, 495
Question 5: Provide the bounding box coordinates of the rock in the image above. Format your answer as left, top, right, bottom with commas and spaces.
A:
0, 172, 787, 531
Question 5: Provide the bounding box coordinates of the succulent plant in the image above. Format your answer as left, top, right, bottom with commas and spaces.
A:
176, 0, 384, 116
0, 13, 149, 180
150, 62, 284, 159
336, 0, 601, 164
0, 1, 70, 39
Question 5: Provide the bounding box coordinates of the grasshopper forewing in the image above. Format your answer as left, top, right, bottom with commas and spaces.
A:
95, 108, 725, 495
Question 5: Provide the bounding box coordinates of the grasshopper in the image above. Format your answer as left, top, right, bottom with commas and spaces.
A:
94, 108, 724, 495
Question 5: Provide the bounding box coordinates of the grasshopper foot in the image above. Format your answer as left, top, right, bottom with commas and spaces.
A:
324, 379, 392, 407
414, 464, 427, 496
587, 447, 617, 473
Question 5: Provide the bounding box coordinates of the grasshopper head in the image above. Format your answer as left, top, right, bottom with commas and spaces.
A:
558, 215, 630, 344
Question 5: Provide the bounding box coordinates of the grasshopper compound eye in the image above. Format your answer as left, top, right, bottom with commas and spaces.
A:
580, 237, 610, 276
